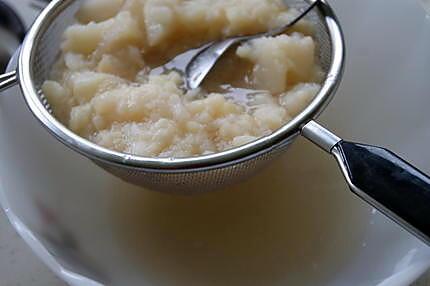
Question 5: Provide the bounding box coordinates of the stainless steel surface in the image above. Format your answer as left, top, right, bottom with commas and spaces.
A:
185, 0, 320, 89
301, 120, 342, 153
1, 0, 344, 192
331, 146, 430, 246
0, 70, 17, 92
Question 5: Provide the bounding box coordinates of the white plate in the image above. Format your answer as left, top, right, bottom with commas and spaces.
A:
1, 0, 430, 285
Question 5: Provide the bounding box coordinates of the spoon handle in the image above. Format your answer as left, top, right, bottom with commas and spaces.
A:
185, 0, 321, 89
268, 0, 321, 38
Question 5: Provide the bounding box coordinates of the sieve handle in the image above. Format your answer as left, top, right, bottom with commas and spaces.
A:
0, 70, 18, 93
302, 120, 430, 246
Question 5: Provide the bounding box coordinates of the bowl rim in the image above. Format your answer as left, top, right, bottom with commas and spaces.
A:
18, 0, 345, 170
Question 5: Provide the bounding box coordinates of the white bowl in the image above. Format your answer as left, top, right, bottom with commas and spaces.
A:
1, 0, 430, 285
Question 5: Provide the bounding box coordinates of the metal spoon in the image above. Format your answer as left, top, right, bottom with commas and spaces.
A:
151, 0, 320, 89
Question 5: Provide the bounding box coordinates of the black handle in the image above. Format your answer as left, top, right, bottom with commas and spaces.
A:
0, 2, 26, 41
335, 141, 430, 244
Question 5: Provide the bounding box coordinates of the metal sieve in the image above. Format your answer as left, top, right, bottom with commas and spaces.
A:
0, 0, 344, 193
3, 0, 430, 246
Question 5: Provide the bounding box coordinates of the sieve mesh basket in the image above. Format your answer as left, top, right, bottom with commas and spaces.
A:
16, 0, 344, 193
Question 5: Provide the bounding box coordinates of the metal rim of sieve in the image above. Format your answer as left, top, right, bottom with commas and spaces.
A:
17, 0, 345, 171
